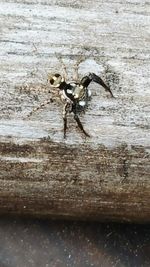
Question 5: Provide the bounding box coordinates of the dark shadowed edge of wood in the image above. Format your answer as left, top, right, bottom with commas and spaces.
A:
0, 137, 149, 223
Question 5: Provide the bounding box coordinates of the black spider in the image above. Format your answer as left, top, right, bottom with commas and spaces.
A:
47, 72, 114, 138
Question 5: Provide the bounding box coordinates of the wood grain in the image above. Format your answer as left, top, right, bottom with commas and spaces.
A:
0, 0, 150, 222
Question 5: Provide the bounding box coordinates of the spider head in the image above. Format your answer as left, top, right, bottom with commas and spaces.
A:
47, 73, 65, 88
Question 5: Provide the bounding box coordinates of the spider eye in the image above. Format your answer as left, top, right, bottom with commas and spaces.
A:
55, 73, 60, 78
50, 78, 54, 84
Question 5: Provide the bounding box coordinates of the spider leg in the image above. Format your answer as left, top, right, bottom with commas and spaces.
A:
63, 103, 70, 138
25, 98, 53, 119
74, 114, 90, 137
80, 73, 114, 98
56, 54, 68, 80
73, 57, 86, 81
72, 104, 90, 137
89, 73, 114, 97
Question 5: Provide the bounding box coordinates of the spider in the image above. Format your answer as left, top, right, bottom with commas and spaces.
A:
26, 58, 114, 138
47, 61, 114, 138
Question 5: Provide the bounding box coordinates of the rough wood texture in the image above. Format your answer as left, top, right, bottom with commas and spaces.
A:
0, 0, 150, 222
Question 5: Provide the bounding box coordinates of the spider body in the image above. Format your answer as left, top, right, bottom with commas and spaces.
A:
47, 72, 114, 138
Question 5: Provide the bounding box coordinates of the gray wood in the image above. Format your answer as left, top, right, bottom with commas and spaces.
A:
0, 0, 150, 222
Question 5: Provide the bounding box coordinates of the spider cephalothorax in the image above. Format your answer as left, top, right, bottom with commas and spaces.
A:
47, 72, 114, 138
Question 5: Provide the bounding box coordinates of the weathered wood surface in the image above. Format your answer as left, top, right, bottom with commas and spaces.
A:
0, 0, 150, 222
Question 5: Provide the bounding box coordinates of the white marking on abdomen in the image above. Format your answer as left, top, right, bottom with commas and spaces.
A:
88, 89, 91, 97
79, 100, 86, 107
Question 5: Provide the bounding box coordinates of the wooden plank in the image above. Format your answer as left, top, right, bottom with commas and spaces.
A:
0, 0, 150, 222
